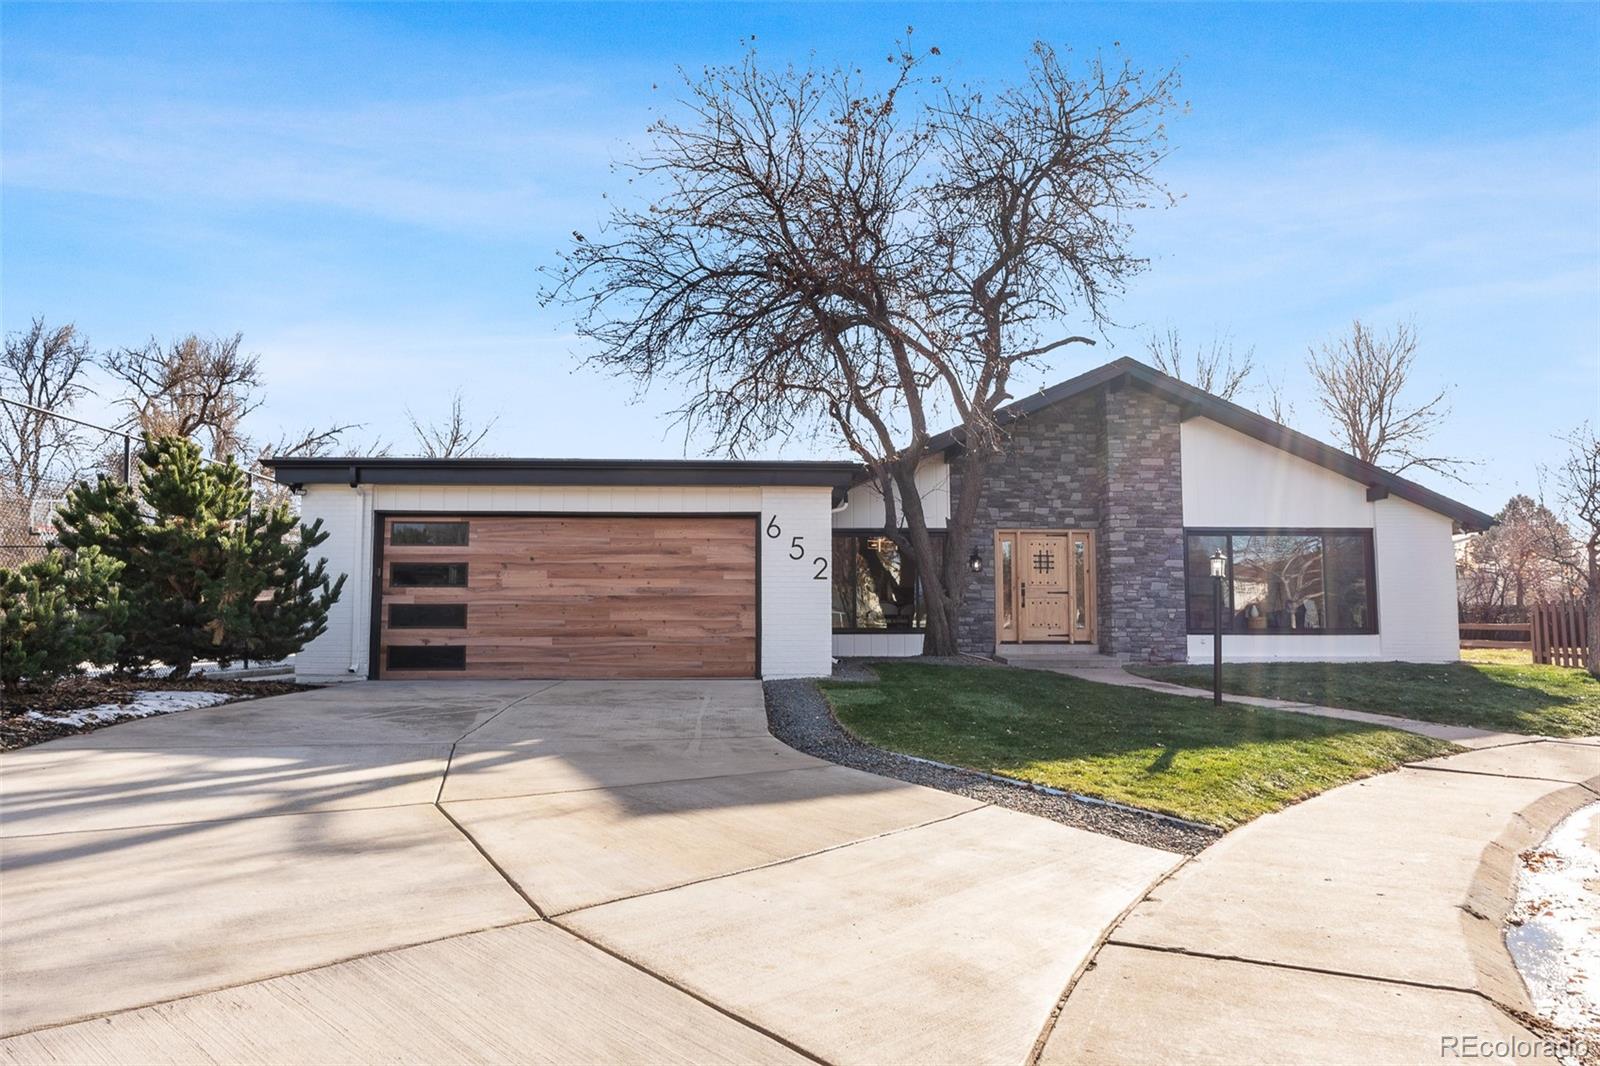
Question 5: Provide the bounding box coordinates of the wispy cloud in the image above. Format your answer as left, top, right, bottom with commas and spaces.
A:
2, 83, 633, 236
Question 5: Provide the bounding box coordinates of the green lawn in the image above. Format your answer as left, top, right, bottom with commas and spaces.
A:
1460, 647, 1533, 666
818, 663, 1455, 829
1128, 660, 1600, 738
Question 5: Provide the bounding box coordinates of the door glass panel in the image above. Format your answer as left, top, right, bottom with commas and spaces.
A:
1073, 538, 1087, 630
998, 535, 1015, 634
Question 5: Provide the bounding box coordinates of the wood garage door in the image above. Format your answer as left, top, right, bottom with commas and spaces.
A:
376, 515, 758, 679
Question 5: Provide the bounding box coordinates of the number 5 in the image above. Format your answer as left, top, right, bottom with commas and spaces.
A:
789, 535, 805, 560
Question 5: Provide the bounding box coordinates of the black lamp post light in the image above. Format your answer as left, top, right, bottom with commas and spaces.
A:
1209, 549, 1227, 706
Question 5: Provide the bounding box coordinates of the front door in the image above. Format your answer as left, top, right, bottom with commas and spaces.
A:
997, 529, 1096, 644
1019, 533, 1071, 641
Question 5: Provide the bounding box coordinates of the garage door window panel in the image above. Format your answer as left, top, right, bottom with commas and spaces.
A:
388, 603, 468, 629
386, 645, 466, 671
390, 562, 469, 588
390, 521, 470, 547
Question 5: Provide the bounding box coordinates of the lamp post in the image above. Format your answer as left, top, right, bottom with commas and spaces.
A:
1209, 549, 1228, 706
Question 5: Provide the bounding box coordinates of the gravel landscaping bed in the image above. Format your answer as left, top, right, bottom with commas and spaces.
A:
765, 664, 1220, 855
1, 676, 314, 751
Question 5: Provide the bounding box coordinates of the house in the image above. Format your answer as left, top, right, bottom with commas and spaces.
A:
269, 357, 1492, 683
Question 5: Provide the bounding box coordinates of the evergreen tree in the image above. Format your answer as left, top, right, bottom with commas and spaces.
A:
54, 436, 345, 676
0, 547, 126, 691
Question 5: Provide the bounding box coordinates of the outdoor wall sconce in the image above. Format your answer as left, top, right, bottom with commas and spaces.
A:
1209, 549, 1228, 705
968, 547, 983, 574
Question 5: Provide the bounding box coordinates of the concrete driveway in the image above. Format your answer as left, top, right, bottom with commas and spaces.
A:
0, 680, 1179, 1065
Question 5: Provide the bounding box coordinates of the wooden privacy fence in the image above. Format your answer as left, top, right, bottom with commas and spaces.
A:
1531, 602, 1591, 668
1458, 622, 1531, 651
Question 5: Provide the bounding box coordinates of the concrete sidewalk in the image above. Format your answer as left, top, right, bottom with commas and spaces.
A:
1041, 658, 1534, 747
0, 679, 1179, 1065
1043, 738, 1600, 1064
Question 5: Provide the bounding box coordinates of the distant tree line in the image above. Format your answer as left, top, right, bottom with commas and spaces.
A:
1, 316, 499, 506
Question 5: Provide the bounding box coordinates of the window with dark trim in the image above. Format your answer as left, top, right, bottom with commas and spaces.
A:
389, 562, 468, 588
386, 645, 466, 670
1185, 529, 1376, 635
388, 603, 468, 629
391, 521, 469, 546
831, 532, 944, 633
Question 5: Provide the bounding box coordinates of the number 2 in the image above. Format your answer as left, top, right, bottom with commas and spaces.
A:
813, 556, 828, 580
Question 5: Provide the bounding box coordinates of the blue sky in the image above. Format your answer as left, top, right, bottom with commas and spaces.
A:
3, 2, 1597, 513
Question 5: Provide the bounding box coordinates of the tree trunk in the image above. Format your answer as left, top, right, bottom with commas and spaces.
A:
885, 460, 960, 658
1587, 587, 1600, 680
883, 452, 988, 659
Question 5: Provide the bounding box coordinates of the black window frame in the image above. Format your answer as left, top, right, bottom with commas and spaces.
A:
388, 562, 469, 588
387, 603, 469, 629
389, 520, 470, 547
831, 530, 946, 634
1183, 527, 1378, 636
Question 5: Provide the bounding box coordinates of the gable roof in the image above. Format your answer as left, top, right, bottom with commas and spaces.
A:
926, 356, 1494, 532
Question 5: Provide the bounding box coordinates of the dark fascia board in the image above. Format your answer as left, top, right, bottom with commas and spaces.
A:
266, 456, 863, 503
919, 356, 1495, 533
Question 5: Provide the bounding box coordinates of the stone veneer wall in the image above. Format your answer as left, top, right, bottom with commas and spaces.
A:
949, 383, 1187, 662
953, 391, 1107, 654
1100, 385, 1187, 662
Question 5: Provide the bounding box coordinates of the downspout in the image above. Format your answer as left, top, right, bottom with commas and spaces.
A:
350, 466, 368, 675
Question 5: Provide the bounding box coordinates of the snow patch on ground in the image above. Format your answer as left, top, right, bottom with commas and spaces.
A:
1506, 800, 1600, 1039
26, 690, 234, 728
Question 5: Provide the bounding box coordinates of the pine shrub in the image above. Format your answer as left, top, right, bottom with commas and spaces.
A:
54, 436, 346, 676
0, 547, 126, 691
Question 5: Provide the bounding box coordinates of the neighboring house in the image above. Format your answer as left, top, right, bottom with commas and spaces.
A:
270, 357, 1492, 684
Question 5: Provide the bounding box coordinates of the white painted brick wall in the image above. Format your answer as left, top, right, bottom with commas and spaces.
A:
295, 486, 370, 682
1374, 497, 1460, 662
833, 458, 950, 529
1181, 416, 1461, 664
758, 485, 835, 678
292, 482, 835, 682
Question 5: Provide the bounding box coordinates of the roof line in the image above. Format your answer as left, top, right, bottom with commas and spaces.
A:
267, 456, 861, 497
925, 356, 1494, 532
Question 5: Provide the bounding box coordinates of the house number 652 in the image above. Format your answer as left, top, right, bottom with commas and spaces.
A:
764, 516, 828, 579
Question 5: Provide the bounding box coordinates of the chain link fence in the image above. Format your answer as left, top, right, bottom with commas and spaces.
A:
0, 397, 286, 569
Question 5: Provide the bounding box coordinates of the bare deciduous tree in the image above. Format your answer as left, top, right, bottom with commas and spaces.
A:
1261, 368, 1296, 426
1458, 494, 1577, 612
104, 333, 264, 459
405, 390, 495, 458
546, 38, 1178, 654
258, 423, 374, 462
1144, 328, 1253, 400
1306, 319, 1465, 479
1539, 423, 1600, 676
0, 317, 95, 500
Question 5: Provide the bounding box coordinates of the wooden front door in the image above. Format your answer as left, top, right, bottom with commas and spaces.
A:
376, 514, 759, 680
1019, 533, 1071, 641
998, 529, 1096, 644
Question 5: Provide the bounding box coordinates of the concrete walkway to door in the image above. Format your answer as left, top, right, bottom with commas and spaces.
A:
0, 679, 1179, 1065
